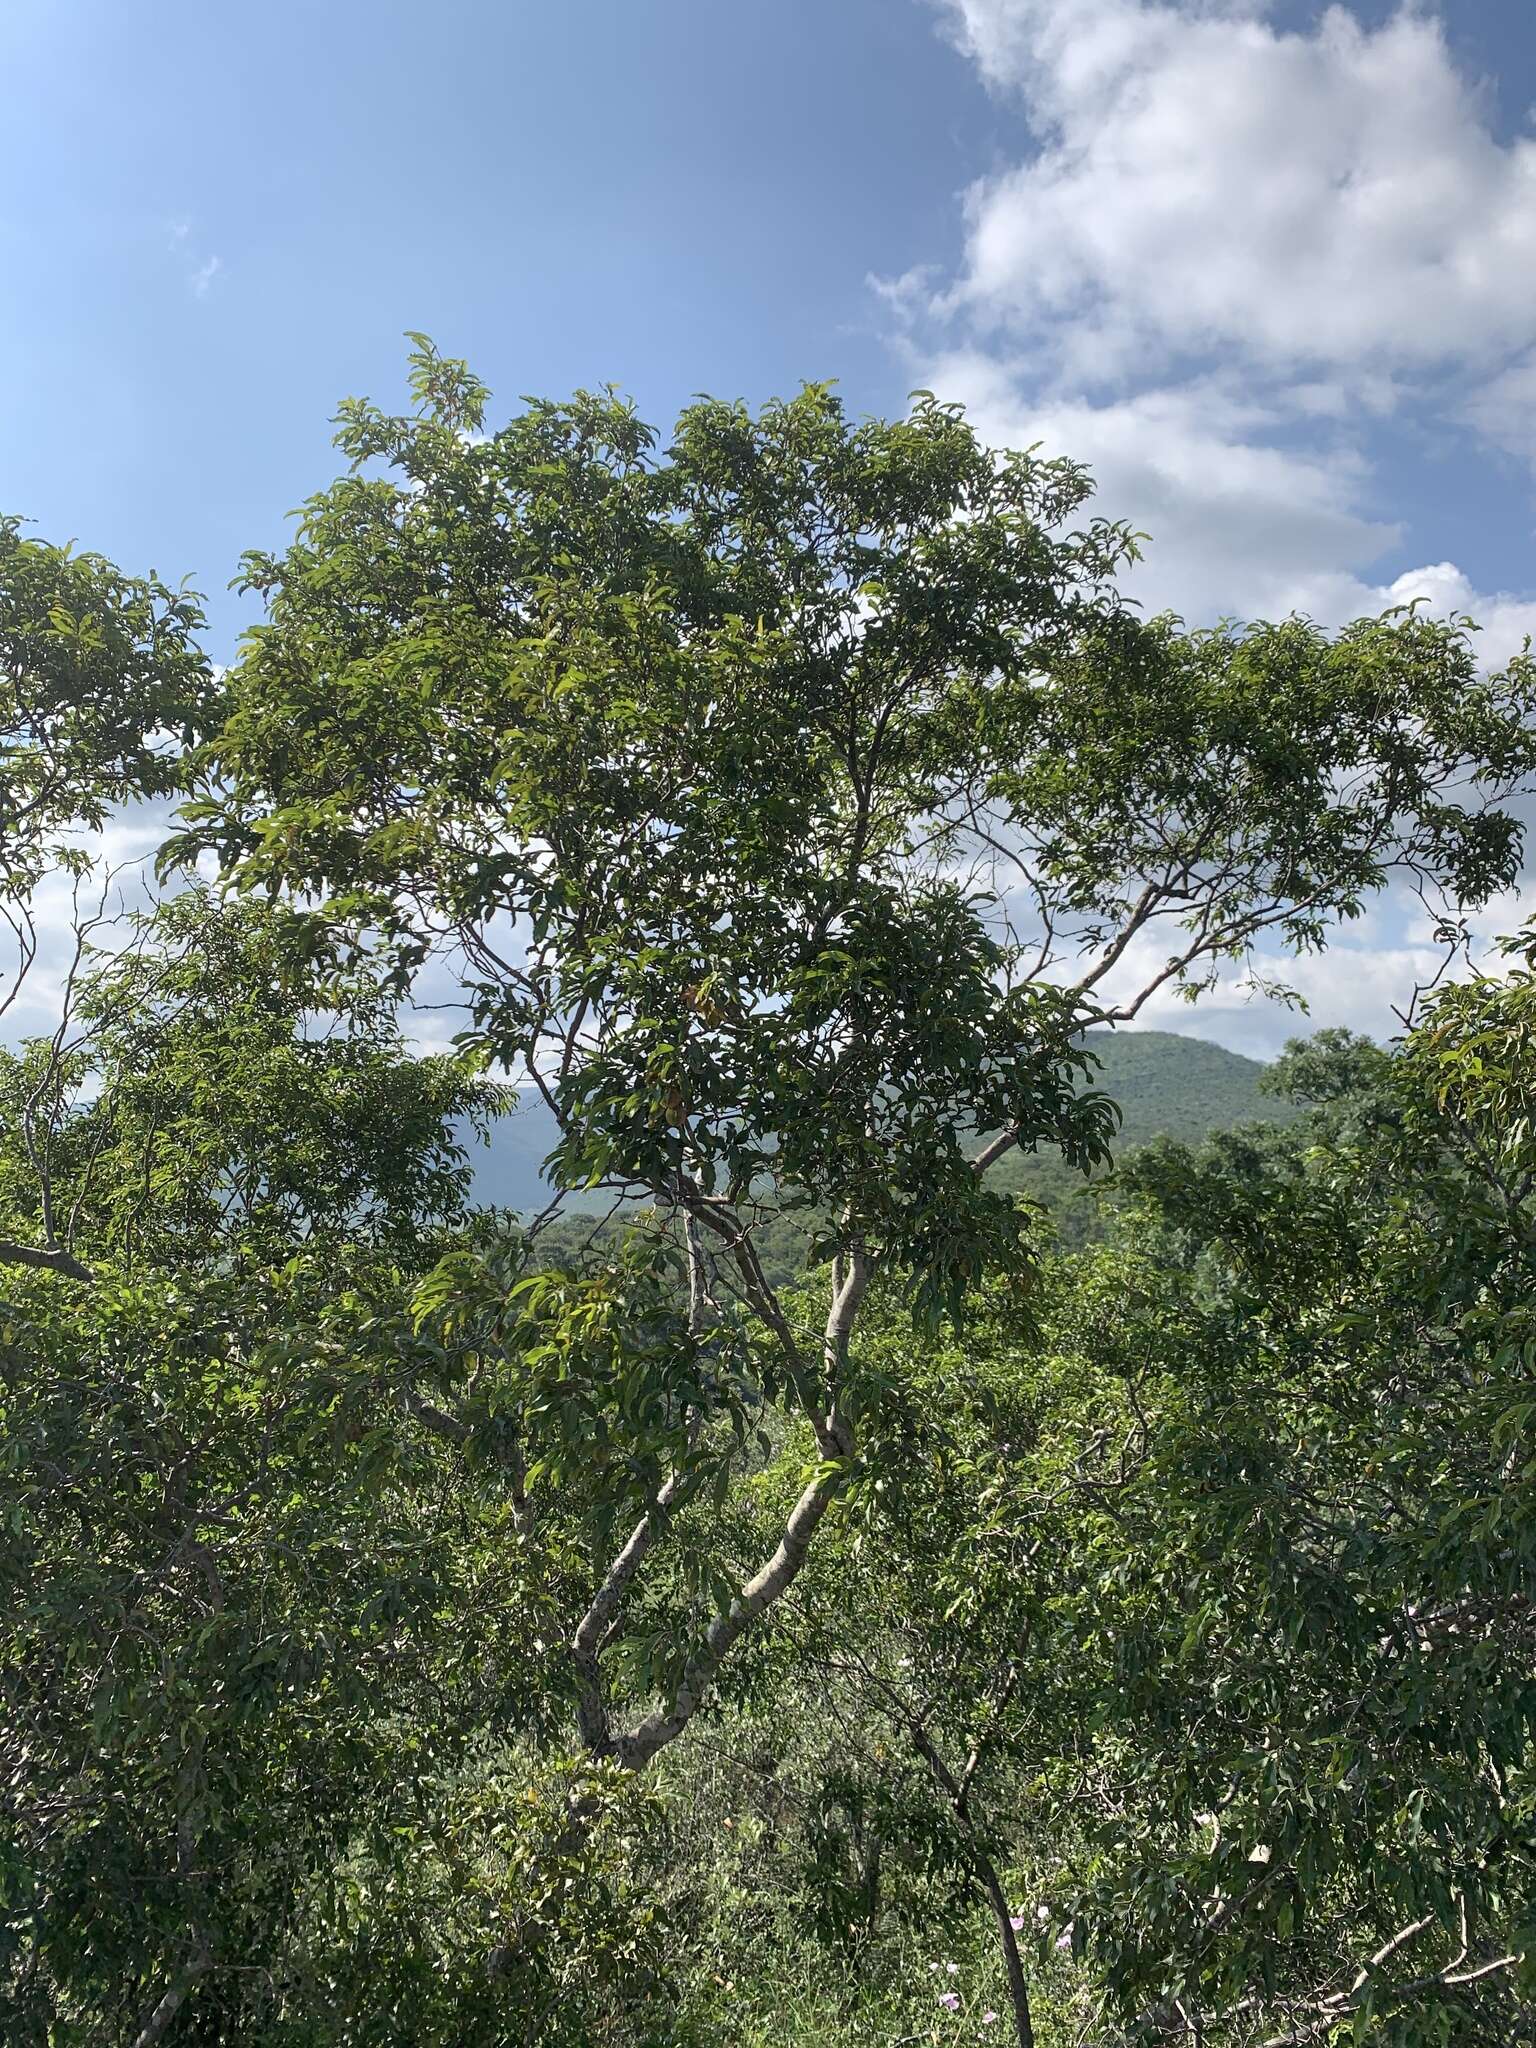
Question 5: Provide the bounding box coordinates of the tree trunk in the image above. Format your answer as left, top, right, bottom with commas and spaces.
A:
976, 1859, 1036, 2048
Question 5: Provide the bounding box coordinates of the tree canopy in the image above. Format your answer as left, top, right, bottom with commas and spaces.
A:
2, 346, 1535, 2045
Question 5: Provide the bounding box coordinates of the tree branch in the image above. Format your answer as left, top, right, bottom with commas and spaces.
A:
129, 1953, 209, 2048
573, 1455, 697, 1756
608, 1454, 848, 1770
0, 1238, 92, 1280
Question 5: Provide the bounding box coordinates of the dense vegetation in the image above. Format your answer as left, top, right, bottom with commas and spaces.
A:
2, 348, 1535, 2046
473, 1028, 1302, 1212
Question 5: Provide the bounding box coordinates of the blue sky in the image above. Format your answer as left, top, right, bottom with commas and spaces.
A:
5, 0, 1536, 1050
0, 0, 1002, 646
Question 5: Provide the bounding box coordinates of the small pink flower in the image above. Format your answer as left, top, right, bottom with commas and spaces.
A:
945, 1961, 960, 1975
939, 1990, 961, 2011
1056, 1927, 1074, 1953
1008, 1913, 1025, 1932
983, 2014, 999, 2027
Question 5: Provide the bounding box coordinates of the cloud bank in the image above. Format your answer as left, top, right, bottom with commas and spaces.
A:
890, 0, 1536, 1049
889, 0, 1536, 640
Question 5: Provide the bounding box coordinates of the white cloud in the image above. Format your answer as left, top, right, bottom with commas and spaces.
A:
915, 349, 1400, 622
893, 1, 1536, 1052
1, 813, 168, 1039
1375, 561, 1536, 666
163, 217, 223, 299
911, 349, 1536, 653
1138, 944, 1453, 1057
1088, 875, 1536, 1058
890, 2, 1536, 634
1464, 349, 1536, 468
929, 1, 1536, 396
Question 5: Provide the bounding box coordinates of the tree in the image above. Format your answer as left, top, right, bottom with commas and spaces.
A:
8, 353, 1536, 2040
2, 886, 506, 1271
775, 957, 1536, 2046
0, 516, 212, 902
0, 518, 215, 1282
0, 516, 690, 2045
0, 890, 685, 2045
1064, 949, 1536, 2042
172, 338, 1536, 1825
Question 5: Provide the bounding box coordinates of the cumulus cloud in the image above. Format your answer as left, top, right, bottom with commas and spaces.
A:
1375, 561, 1536, 665
1464, 349, 1536, 467
1140, 942, 1463, 1057
893, 1, 1536, 614
0, 810, 169, 1047
889, 0, 1536, 637
929, 1, 1536, 392
910, 351, 1536, 655
1076, 872, 1536, 1059
892, 0, 1536, 1050
914, 350, 1401, 622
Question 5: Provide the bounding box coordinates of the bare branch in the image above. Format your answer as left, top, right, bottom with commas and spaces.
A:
609, 1453, 849, 1771
0, 1238, 92, 1280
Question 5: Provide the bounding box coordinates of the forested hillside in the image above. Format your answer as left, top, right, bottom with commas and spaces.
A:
1074, 1029, 1305, 1149
468, 1029, 1303, 1217
4, 355, 1535, 2048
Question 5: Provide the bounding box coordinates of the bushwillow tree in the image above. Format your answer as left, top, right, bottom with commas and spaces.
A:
0, 514, 211, 903
766, 977, 1536, 2046
175, 340, 1536, 1792
0, 529, 651, 2043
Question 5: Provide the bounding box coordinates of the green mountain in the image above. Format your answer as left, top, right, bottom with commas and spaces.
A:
1072, 1027, 1302, 1151
464, 1028, 1301, 1218
986, 1029, 1304, 1246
